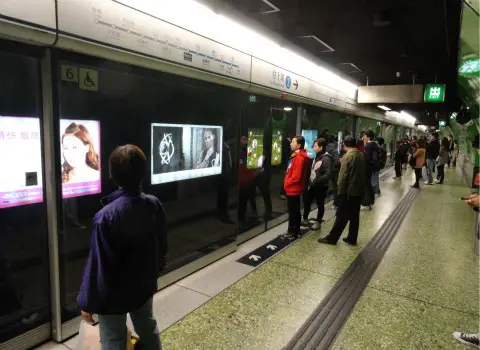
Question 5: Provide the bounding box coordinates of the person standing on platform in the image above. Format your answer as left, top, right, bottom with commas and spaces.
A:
425, 132, 440, 185
411, 139, 426, 188
78, 145, 166, 350
393, 140, 404, 179
446, 134, 454, 167
436, 138, 450, 184
302, 138, 332, 230
362, 130, 380, 209
282, 136, 311, 240
318, 135, 365, 246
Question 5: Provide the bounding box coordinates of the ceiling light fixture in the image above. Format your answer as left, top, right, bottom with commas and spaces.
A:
284, 107, 293, 111
377, 105, 391, 111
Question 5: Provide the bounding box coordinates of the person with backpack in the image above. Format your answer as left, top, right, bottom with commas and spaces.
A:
302, 138, 332, 230
78, 145, 166, 350
326, 134, 341, 194
362, 130, 380, 209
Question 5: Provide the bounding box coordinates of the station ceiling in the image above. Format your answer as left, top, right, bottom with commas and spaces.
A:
200, 0, 463, 125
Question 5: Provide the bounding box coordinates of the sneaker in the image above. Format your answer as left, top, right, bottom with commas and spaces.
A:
318, 237, 336, 245
424, 181, 433, 185
301, 219, 310, 226
280, 232, 296, 240
311, 222, 321, 230
453, 332, 479, 348
361, 205, 372, 211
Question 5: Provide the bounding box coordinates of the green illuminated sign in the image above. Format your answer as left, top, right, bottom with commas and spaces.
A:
439, 120, 446, 127
450, 112, 457, 120
459, 57, 480, 77
424, 84, 446, 103
249, 95, 257, 103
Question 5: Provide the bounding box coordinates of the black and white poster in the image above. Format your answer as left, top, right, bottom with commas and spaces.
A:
151, 123, 223, 184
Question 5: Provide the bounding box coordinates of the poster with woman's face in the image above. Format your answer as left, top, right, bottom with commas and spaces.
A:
151, 123, 223, 185
60, 119, 101, 199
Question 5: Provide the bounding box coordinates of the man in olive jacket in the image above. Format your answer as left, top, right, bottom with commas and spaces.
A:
318, 135, 365, 245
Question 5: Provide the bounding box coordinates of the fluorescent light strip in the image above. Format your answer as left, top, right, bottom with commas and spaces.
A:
377, 105, 391, 111
130, 0, 358, 97
260, 0, 280, 14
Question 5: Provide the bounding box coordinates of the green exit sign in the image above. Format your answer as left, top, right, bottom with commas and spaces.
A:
439, 120, 446, 127
249, 95, 257, 103
424, 84, 446, 103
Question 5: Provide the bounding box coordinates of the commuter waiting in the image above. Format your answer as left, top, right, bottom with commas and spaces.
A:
282, 136, 311, 240
425, 132, 440, 185
362, 130, 380, 209
318, 135, 365, 246
302, 138, 332, 230
78, 145, 166, 350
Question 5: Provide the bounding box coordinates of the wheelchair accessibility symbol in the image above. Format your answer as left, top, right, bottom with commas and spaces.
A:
79, 68, 99, 91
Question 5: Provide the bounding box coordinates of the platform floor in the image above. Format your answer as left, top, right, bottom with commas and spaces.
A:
39, 166, 479, 350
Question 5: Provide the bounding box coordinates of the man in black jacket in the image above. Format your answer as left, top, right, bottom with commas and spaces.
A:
362, 130, 380, 209
302, 138, 332, 230
425, 132, 440, 185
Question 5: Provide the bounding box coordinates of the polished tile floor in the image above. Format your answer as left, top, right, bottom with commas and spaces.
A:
39, 167, 479, 349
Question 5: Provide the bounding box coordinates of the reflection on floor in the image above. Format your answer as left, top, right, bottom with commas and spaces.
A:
38, 167, 478, 350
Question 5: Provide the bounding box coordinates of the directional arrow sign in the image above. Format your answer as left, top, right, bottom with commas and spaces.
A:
293, 80, 299, 90
266, 245, 278, 251
249, 255, 261, 262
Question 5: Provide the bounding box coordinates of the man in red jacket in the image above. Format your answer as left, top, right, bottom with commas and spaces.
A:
282, 135, 312, 239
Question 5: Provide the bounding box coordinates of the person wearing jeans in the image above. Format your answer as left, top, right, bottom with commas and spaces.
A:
425, 132, 440, 185
303, 138, 332, 230
436, 138, 450, 184
282, 136, 311, 239
78, 145, 167, 350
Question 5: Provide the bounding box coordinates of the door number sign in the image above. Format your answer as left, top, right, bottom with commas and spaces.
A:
62, 65, 99, 91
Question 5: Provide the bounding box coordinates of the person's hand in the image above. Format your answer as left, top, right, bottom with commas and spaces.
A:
464, 195, 480, 209
81, 310, 94, 324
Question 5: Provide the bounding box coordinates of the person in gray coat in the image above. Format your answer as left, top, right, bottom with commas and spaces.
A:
436, 137, 450, 184
302, 138, 332, 230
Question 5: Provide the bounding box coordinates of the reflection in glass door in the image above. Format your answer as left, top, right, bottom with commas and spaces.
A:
0, 47, 51, 349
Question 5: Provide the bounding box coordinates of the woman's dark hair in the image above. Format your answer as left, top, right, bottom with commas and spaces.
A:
441, 137, 449, 148
62, 123, 100, 183
377, 137, 385, 145
344, 135, 357, 148
417, 139, 426, 148
109, 145, 147, 190
293, 135, 306, 149
314, 138, 327, 152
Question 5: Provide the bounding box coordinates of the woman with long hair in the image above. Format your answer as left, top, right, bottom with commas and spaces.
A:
411, 139, 426, 188
195, 128, 220, 169
62, 123, 100, 183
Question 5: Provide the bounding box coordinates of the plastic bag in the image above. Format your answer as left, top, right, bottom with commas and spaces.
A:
76, 321, 101, 350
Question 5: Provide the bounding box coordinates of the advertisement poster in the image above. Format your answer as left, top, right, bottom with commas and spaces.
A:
60, 119, 101, 199
271, 129, 283, 166
0, 116, 43, 208
247, 128, 264, 169
151, 123, 223, 184
302, 129, 317, 159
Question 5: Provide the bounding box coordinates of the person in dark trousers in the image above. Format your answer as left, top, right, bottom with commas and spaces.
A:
326, 135, 340, 195
446, 134, 454, 167
425, 132, 440, 185
393, 140, 404, 179
411, 139, 426, 188
282, 136, 311, 239
318, 136, 365, 246
78, 145, 166, 350
436, 138, 450, 184
302, 138, 332, 230
362, 130, 380, 209
280, 136, 292, 200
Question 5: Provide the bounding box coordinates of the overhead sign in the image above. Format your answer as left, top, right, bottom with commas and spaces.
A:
424, 84, 446, 103
439, 120, 446, 127
250, 58, 310, 98
309, 80, 346, 108
459, 57, 480, 77
57, 0, 252, 82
